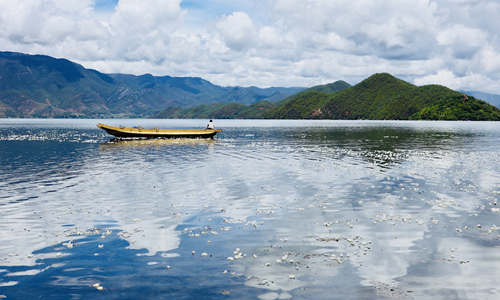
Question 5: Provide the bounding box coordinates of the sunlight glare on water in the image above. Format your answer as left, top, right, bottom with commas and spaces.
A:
1, 119, 500, 299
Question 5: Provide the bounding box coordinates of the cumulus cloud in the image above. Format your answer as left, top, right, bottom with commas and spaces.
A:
51, 0, 94, 13
414, 69, 500, 94
0, 0, 500, 93
214, 12, 257, 52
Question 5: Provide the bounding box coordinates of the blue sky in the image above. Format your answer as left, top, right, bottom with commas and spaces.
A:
94, 0, 118, 10
93, 0, 118, 12
1, 0, 500, 93
180, 0, 245, 17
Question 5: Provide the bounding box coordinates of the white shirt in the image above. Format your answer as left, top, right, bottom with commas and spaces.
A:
207, 121, 214, 129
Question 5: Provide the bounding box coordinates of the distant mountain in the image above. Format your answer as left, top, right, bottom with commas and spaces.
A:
0, 51, 305, 118
153, 81, 351, 119
154, 74, 500, 121
154, 101, 276, 119
110, 73, 304, 107
460, 90, 500, 109
262, 73, 500, 121
261, 80, 352, 119
2, 52, 496, 121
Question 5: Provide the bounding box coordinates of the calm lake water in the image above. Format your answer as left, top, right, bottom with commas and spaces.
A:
1, 119, 500, 299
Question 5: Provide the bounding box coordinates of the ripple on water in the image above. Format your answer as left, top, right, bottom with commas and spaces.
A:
1, 120, 500, 299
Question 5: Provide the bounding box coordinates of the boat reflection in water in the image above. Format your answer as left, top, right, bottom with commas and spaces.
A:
99, 137, 216, 150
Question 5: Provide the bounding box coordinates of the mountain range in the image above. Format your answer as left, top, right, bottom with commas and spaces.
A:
157, 73, 500, 121
0, 51, 304, 118
1, 51, 500, 121
261, 73, 500, 121
153, 80, 352, 119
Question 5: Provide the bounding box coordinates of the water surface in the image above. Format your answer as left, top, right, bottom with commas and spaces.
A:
1, 119, 500, 299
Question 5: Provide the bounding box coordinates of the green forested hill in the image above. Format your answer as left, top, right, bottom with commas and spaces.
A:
461, 90, 500, 109
153, 101, 276, 119
154, 80, 351, 119
263, 73, 500, 120
155, 73, 500, 120
410, 95, 500, 120
3, 51, 497, 121
271, 80, 351, 107
260, 90, 331, 119
308, 80, 352, 94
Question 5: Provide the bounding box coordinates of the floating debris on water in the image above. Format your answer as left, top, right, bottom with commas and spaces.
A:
3, 121, 500, 298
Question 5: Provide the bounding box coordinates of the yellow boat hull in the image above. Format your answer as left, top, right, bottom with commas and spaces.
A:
97, 123, 222, 139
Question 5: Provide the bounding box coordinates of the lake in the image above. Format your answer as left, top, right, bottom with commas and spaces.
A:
1, 119, 500, 299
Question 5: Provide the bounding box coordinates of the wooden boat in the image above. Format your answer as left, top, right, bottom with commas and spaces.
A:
97, 123, 222, 139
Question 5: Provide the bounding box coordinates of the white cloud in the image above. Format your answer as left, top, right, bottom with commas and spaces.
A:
76, 18, 111, 41
214, 12, 257, 52
38, 15, 79, 44
437, 25, 485, 47
258, 26, 285, 49
1, 0, 500, 93
51, 0, 94, 13
477, 49, 500, 75
414, 69, 500, 94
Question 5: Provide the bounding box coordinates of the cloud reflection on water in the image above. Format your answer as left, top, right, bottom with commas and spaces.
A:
1, 120, 500, 299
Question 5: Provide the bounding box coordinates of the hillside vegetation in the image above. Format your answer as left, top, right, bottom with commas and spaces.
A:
154, 101, 276, 119
1, 51, 498, 121
262, 73, 500, 121
271, 80, 351, 107
410, 95, 500, 120
0, 51, 304, 118
461, 90, 500, 109
154, 80, 351, 119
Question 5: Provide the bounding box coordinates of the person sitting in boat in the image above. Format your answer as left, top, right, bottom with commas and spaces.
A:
207, 119, 214, 129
